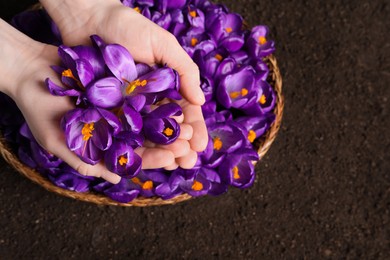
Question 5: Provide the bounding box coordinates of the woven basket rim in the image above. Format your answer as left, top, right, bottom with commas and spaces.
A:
1, 3, 284, 206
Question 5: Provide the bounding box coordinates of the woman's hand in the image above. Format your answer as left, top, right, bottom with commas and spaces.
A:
40, 0, 208, 169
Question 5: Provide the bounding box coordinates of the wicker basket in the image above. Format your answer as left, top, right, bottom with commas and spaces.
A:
0, 55, 283, 206
0, 3, 284, 206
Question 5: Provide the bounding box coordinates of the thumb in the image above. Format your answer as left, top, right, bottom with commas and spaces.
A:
152, 30, 205, 105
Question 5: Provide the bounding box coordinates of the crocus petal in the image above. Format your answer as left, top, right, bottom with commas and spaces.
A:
103, 44, 137, 82
72, 45, 105, 78
86, 77, 123, 109
149, 103, 182, 118
45, 78, 80, 97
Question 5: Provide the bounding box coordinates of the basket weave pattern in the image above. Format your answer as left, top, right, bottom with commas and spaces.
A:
0, 23, 283, 206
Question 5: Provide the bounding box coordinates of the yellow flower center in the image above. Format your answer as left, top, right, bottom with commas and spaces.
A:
233, 166, 240, 179
81, 123, 94, 141
225, 27, 233, 33
259, 94, 267, 105
134, 7, 141, 13
189, 10, 197, 17
213, 137, 223, 151
192, 180, 203, 191
248, 130, 256, 143
215, 54, 223, 61
163, 127, 174, 137
229, 88, 249, 99
142, 180, 153, 190
118, 155, 128, 166
258, 36, 267, 45
125, 79, 147, 95
191, 37, 198, 47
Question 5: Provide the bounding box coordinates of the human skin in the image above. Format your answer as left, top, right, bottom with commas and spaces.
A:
0, 0, 208, 184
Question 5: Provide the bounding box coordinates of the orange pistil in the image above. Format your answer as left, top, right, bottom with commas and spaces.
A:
259, 94, 267, 105
189, 10, 197, 17
233, 166, 240, 179
118, 155, 128, 166
258, 36, 267, 45
142, 181, 153, 190
213, 137, 223, 151
191, 37, 198, 47
192, 180, 203, 191
215, 54, 223, 61
125, 79, 147, 95
81, 123, 94, 141
248, 130, 256, 143
163, 127, 174, 137
225, 27, 233, 33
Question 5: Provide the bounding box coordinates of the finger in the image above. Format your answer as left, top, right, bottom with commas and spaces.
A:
164, 162, 179, 171
178, 123, 193, 140
176, 100, 208, 152
172, 113, 184, 124
152, 30, 205, 105
135, 147, 175, 169
176, 150, 198, 169
157, 139, 190, 158
50, 140, 121, 184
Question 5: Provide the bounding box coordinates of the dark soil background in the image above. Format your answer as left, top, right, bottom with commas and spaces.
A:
1, 0, 389, 259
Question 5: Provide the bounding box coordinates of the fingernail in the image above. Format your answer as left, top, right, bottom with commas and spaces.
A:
197, 91, 206, 104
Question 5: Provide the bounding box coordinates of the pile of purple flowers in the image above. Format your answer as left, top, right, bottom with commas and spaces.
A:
0, 0, 277, 203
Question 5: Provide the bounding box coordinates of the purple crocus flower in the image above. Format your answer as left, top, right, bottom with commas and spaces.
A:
177, 169, 211, 197
19, 123, 63, 169
46, 39, 124, 109
143, 103, 182, 144
242, 80, 277, 116
186, 5, 205, 29
94, 178, 140, 203
236, 113, 276, 144
246, 25, 275, 58
61, 108, 121, 165
104, 132, 143, 179
48, 166, 95, 193
130, 169, 171, 198
207, 11, 245, 52
92, 35, 180, 105
216, 66, 259, 109
219, 148, 259, 188
199, 119, 245, 168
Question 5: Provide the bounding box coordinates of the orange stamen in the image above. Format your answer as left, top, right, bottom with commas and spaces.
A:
215, 54, 223, 61
191, 37, 198, 47
248, 130, 256, 143
81, 123, 94, 141
259, 94, 267, 105
225, 27, 233, 33
213, 137, 223, 151
142, 181, 153, 190
163, 127, 174, 137
258, 36, 267, 45
118, 155, 128, 166
189, 10, 197, 17
233, 166, 240, 179
192, 180, 203, 191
